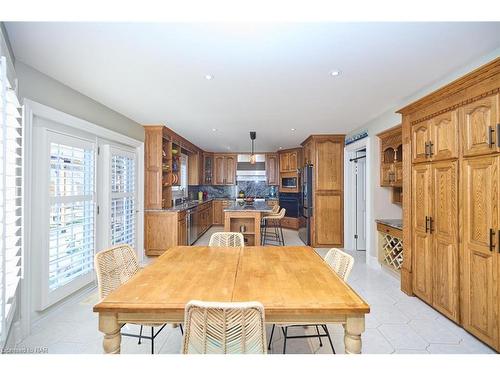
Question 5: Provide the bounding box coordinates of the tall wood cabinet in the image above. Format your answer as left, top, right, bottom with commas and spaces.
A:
398, 58, 500, 351
266, 153, 279, 185
301, 135, 344, 248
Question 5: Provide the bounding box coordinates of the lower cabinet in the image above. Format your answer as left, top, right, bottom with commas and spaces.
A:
314, 192, 343, 247
411, 161, 459, 322
212, 199, 231, 225
177, 211, 187, 246
145, 211, 184, 256
461, 155, 499, 348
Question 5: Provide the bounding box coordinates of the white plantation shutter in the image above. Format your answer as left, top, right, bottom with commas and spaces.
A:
0, 55, 22, 342
47, 134, 95, 296
110, 151, 136, 247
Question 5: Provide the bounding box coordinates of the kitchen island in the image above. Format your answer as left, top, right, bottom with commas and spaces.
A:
224, 201, 273, 246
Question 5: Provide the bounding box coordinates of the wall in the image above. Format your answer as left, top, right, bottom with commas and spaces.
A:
15, 61, 144, 141
347, 47, 500, 264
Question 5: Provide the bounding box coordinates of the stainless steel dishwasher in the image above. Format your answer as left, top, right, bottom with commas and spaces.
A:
187, 207, 198, 245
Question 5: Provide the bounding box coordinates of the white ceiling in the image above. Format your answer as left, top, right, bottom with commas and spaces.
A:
5, 22, 500, 151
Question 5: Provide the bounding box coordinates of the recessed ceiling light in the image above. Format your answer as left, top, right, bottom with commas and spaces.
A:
330, 70, 340, 77
279, 146, 283, 149
205, 74, 214, 80
291, 128, 296, 131
212, 128, 217, 132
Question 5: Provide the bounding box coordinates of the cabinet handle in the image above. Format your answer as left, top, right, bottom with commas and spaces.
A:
497, 124, 500, 148
425, 216, 429, 233
498, 229, 500, 253
428, 142, 434, 157
424, 141, 430, 157
488, 126, 494, 147
428, 217, 433, 233
489, 228, 495, 252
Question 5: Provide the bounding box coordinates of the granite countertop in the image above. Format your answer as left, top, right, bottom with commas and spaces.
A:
375, 219, 403, 230
224, 201, 273, 212
145, 196, 279, 212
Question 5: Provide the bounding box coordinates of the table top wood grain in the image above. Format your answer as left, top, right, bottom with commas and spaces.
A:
93, 246, 370, 321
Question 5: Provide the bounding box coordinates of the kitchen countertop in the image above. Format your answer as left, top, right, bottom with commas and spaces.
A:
375, 219, 402, 230
224, 201, 274, 212
145, 196, 278, 212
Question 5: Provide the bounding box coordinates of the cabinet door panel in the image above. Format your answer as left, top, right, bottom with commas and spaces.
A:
412, 122, 431, 163
432, 161, 459, 321
412, 164, 433, 303
177, 218, 187, 245
315, 140, 342, 191
289, 152, 298, 171
381, 164, 393, 187
214, 155, 225, 185
280, 153, 289, 172
461, 94, 499, 157
431, 110, 459, 161
213, 201, 222, 225
393, 163, 403, 186
314, 193, 342, 246
462, 156, 498, 347
266, 154, 279, 185
225, 155, 236, 185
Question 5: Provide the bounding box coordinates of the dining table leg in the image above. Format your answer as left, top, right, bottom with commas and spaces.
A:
343, 315, 365, 354
99, 313, 121, 354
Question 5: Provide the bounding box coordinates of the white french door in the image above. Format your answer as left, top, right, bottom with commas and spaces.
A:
97, 145, 137, 253
33, 121, 139, 311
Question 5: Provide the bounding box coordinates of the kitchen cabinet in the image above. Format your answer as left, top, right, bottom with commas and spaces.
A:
378, 125, 403, 187
399, 58, 500, 351
301, 135, 344, 248
462, 155, 499, 347
177, 212, 188, 246
411, 161, 459, 321
214, 154, 237, 185
411, 110, 459, 164
202, 153, 213, 185
461, 94, 499, 157
212, 199, 232, 225
266, 153, 279, 185
279, 149, 300, 172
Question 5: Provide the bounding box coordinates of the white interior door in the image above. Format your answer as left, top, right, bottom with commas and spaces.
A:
355, 154, 367, 250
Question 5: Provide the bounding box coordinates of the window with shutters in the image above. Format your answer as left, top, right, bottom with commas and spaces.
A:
0, 55, 22, 343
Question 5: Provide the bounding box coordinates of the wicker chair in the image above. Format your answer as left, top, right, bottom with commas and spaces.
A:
268, 248, 355, 354
208, 232, 245, 247
261, 208, 286, 245
95, 244, 179, 354
182, 300, 267, 354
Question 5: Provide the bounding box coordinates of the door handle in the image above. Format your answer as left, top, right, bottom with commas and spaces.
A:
488, 126, 494, 147
489, 228, 495, 252
425, 216, 429, 233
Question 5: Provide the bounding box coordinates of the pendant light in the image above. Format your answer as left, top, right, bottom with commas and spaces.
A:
249, 131, 257, 164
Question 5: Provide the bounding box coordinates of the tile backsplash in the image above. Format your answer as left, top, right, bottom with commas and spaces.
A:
189, 181, 278, 199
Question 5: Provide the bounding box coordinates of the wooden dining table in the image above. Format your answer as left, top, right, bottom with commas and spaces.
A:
93, 245, 370, 354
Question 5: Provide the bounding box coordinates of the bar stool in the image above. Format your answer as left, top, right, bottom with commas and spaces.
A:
261, 208, 286, 246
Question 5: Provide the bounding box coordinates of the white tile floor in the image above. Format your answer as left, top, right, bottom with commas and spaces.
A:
16, 226, 496, 354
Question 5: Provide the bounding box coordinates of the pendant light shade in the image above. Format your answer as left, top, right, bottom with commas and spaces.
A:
249, 131, 257, 164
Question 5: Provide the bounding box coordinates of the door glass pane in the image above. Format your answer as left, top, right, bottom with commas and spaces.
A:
49, 142, 94, 291
110, 153, 135, 247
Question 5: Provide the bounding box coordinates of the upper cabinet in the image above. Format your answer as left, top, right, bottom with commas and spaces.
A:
202, 153, 213, 185
378, 125, 403, 187
412, 110, 459, 163
461, 94, 499, 157
266, 153, 279, 185
213, 154, 237, 185
279, 149, 299, 172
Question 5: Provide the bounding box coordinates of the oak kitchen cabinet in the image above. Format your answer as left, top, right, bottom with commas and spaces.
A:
279, 149, 300, 172
213, 154, 237, 185
378, 125, 403, 187
300, 135, 344, 248
265, 153, 279, 185
398, 58, 500, 352
212, 199, 232, 225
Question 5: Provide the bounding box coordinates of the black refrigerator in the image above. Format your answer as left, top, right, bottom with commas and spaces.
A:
298, 164, 313, 245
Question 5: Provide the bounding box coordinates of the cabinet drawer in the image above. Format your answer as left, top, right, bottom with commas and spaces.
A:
376, 223, 402, 238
